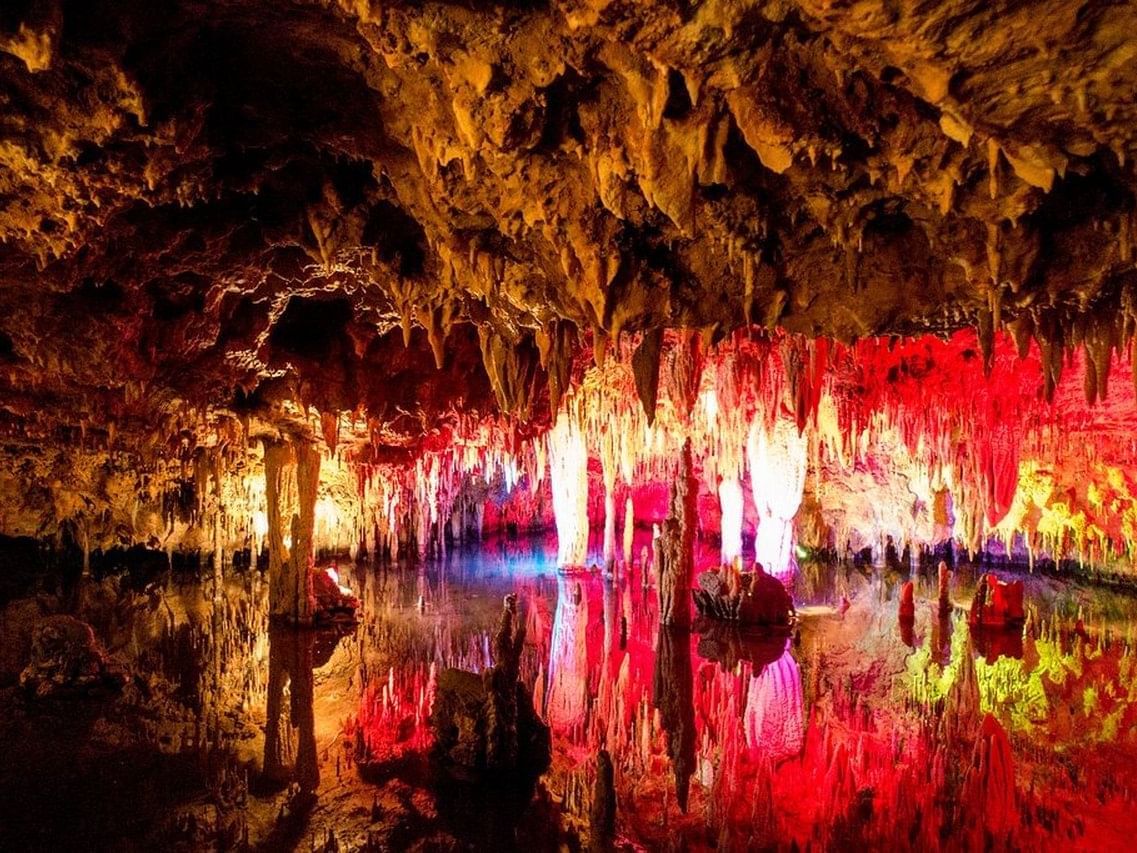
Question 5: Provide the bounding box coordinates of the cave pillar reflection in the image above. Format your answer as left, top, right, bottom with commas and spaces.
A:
747, 417, 808, 581
546, 577, 590, 733
743, 641, 804, 764
653, 625, 696, 812
263, 627, 319, 792
549, 411, 589, 567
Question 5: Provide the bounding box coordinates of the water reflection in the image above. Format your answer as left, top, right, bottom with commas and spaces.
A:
652, 625, 696, 811
3, 541, 1137, 849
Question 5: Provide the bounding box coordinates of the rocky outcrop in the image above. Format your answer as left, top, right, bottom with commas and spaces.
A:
693, 565, 796, 626
18, 615, 124, 698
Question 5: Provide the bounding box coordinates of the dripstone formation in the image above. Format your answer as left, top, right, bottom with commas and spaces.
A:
0, 0, 1133, 481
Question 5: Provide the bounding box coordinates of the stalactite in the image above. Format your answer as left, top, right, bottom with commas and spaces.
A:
748, 416, 808, 580
632, 328, 664, 425
667, 332, 703, 425
718, 475, 744, 565
548, 411, 590, 567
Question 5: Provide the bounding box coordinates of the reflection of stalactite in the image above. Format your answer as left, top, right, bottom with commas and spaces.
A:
962, 714, 1017, 849
659, 440, 695, 629
263, 628, 319, 793
743, 642, 804, 764
653, 626, 695, 812
546, 579, 590, 733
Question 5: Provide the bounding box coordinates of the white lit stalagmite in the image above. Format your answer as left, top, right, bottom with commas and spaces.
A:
548, 411, 589, 567
747, 416, 808, 580
718, 475, 744, 565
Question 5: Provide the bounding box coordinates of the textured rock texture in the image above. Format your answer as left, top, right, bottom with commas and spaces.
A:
0, 0, 1134, 453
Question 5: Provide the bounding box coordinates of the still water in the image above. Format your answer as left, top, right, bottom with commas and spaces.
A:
2, 535, 1137, 851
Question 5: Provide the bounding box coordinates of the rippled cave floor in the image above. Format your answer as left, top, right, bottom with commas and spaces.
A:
3, 536, 1137, 851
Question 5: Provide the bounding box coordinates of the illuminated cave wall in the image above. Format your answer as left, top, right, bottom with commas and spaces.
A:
6, 327, 1137, 575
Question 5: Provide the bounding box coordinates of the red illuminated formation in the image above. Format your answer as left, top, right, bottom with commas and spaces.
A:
970, 574, 1026, 628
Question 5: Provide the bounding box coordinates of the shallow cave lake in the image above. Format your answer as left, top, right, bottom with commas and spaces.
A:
3, 531, 1136, 852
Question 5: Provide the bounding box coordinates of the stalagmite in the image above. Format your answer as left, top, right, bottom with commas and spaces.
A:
659, 440, 696, 628
601, 433, 618, 571
622, 495, 635, 568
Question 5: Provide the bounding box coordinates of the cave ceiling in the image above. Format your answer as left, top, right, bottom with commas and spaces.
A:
0, 0, 1134, 455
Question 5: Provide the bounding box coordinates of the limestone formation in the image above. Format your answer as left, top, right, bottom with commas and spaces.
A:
0, 0, 1132, 487
658, 440, 696, 628
18, 615, 124, 698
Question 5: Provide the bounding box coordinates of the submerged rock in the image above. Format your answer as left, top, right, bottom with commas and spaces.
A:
18, 615, 124, 698
312, 566, 359, 624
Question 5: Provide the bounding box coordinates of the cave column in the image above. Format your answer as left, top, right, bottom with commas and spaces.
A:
658, 440, 696, 628
747, 417, 808, 581
289, 440, 320, 624
548, 411, 589, 567
266, 439, 321, 624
